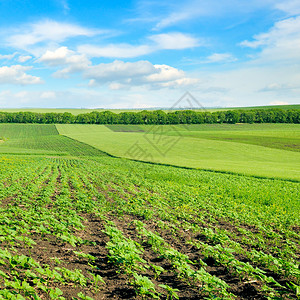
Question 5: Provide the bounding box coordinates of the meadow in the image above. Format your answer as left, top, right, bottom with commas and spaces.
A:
0, 123, 299, 299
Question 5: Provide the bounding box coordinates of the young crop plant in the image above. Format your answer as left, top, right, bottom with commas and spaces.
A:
89, 273, 105, 292
133, 220, 235, 299
103, 225, 147, 273
73, 292, 94, 300
48, 287, 65, 300
159, 284, 179, 300
150, 264, 165, 279
102, 223, 161, 298
132, 273, 159, 299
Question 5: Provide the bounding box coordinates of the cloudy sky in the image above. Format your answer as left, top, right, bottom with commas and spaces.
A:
0, 0, 299, 108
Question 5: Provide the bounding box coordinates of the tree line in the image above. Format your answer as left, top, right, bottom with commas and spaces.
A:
0, 108, 299, 124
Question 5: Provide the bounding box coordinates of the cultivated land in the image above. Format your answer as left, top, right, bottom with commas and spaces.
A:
0, 123, 299, 299
57, 123, 300, 181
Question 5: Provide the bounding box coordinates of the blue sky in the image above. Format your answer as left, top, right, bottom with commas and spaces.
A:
0, 0, 299, 108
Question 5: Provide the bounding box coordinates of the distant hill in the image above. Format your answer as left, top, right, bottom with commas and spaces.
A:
0, 104, 299, 115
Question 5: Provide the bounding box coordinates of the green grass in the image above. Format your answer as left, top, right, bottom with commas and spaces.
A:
105, 124, 145, 132
57, 123, 300, 180
0, 124, 107, 156
146, 124, 300, 152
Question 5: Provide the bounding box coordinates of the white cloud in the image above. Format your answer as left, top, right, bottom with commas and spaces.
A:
149, 32, 200, 49
86, 60, 156, 82
154, 11, 197, 30
39, 49, 199, 88
274, 0, 300, 15
78, 32, 200, 59
108, 82, 128, 90
0, 53, 17, 60
6, 20, 101, 52
157, 77, 200, 88
78, 44, 152, 58
150, 0, 275, 30
39, 47, 90, 78
39, 47, 89, 66
145, 64, 184, 82
0, 65, 43, 85
18, 55, 32, 63
84, 60, 199, 89
241, 16, 300, 62
206, 53, 237, 63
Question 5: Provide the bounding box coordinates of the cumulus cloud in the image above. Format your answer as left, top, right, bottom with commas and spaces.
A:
86, 60, 156, 82
241, 16, 300, 62
39, 47, 90, 78
145, 64, 184, 82
0, 65, 43, 85
84, 60, 199, 89
39, 48, 192, 86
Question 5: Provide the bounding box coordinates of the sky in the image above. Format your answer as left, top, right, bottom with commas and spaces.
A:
0, 0, 299, 109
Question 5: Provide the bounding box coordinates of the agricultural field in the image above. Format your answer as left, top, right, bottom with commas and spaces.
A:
0, 123, 299, 299
0, 124, 106, 157
57, 123, 300, 181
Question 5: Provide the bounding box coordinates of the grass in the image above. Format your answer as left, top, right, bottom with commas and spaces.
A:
105, 124, 145, 132
57, 123, 300, 181
144, 124, 300, 152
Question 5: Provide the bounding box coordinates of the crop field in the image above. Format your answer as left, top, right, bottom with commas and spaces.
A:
57, 123, 300, 181
0, 124, 106, 157
0, 124, 299, 299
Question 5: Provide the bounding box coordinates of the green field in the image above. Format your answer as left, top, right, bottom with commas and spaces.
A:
57, 123, 300, 181
0, 123, 299, 299
0, 124, 107, 156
